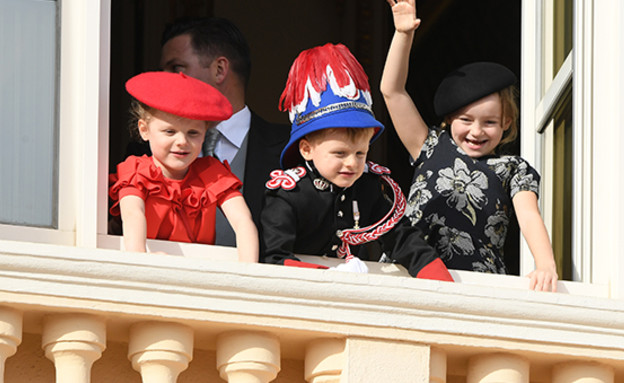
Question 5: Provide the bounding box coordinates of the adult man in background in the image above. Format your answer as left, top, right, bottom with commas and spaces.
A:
160, 17, 290, 246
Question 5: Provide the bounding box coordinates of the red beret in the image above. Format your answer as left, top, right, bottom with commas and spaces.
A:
125, 71, 233, 121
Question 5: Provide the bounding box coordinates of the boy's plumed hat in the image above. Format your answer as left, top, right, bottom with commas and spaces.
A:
125, 71, 233, 121
433, 62, 517, 117
278, 43, 384, 168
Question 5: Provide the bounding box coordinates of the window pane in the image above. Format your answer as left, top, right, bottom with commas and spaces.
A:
0, 0, 58, 227
551, 92, 573, 280
553, 0, 573, 74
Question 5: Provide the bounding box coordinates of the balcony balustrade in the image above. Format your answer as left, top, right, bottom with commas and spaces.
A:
0, 239, 622, 382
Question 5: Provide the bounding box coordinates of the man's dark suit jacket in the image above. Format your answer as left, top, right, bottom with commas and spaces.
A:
244, 112, 290, 227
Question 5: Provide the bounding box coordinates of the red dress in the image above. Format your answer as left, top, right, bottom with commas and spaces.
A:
109, 155, 242, 244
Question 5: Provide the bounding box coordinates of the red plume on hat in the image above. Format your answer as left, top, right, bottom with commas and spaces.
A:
277, 43, 384, 168
279, 43, 372, 122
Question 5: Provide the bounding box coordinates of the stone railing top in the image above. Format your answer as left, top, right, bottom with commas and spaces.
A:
0, 239, 623, 358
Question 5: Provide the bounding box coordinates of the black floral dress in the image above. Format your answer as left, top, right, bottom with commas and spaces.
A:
406, 128, 540, 273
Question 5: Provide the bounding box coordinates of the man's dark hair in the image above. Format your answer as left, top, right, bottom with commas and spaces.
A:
162, 17, 251, 88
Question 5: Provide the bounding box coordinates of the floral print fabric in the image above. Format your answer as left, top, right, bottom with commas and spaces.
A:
406, 128, 540, 273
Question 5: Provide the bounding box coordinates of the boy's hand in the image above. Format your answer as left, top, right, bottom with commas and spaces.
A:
387, 0, 421, 33
527, 267, 558, 292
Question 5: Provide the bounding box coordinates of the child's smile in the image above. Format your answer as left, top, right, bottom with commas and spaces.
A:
450, 93, 508, 158
463, 137, 490, 152
171, 150, 191, 158
139, 109, 207, 180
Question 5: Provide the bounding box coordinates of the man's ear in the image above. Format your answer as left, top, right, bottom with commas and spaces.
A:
299, 139, 314, 161
213, 56, 229, 85
138, 119, 150, 141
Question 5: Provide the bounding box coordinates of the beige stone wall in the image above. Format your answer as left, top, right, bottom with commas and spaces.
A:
0, 241, 623, 382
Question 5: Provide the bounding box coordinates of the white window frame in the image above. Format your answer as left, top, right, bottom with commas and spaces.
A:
520, 0, 591, 282
522, 0, 624, 297
0, 0, 75, 245
0, 0, 118, 249
56, 0, 111, 249
1, 0, 115, 248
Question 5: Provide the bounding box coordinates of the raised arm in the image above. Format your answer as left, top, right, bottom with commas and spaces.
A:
512, 191, 558, 292
119, 195, 148, 253
221, 195, 259, 263
380, 0, 429, 160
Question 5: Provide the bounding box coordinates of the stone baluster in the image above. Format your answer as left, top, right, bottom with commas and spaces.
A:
0, 308, 22, 383
552, 361, 614, 383
341, 337, 431, 382
42, 314, 106, 383
304, 338, 344, 383
216, 331, 280, 383
467, 353, 529, 383
430, 347, 447, 383
128, 321, 193, 383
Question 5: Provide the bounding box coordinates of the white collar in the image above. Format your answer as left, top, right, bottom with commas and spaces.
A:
215, 105, 251, 148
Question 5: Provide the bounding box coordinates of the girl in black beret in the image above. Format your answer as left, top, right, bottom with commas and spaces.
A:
380, 0, 557, 291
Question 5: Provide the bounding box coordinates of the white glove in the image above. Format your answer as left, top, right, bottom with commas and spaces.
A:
330, 257, 369, 273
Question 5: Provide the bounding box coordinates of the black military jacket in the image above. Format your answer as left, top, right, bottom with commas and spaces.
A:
260, 163, 441, 277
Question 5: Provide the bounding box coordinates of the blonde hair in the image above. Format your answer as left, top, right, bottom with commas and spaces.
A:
441, 85, 519, 151
498, 85, 518, 147
128, 100, 155, 141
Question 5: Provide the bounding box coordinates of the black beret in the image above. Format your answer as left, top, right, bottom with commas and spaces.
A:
433, 62, 517, 117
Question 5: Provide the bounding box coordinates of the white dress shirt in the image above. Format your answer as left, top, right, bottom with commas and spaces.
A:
213, 106, 251, 164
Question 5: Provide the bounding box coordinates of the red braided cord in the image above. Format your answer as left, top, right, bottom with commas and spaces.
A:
337, 170, 406, 261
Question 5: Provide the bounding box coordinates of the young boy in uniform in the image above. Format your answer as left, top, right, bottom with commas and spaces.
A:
260, 43, 452, 281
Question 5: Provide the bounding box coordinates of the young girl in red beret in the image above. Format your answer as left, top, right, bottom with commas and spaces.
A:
110, 72, 258, 262
380, 0, 557, 291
